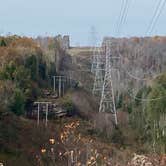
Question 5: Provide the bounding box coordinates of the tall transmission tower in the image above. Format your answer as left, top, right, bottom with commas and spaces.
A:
99, 41, 118, 125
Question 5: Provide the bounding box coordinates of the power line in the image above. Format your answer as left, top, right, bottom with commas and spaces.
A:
149, 0, 166, 35
115, 52, 166, 102
112, 0, 166, 104
146, 0, 163, 35
116, 0, 132, 36
146, 0, 166, 35
119, 0, 165, 82
118, 52, 159, 81
116, 0, 128, 35
131, 94, 166, 102
125, 0, 165, 91
122, 0, 132, 30
115, 0, 125, 35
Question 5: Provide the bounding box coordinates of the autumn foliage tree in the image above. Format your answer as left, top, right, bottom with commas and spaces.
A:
0, 36, 47, 116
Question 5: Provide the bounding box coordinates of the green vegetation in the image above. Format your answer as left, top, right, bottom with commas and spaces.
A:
0, 36, 65, 165
61, 94, 75, 115
0, 35, 166, 165
146, 75, 166, 153
128, 73, 166, 153
0, 36, 55, 117
10, 89, 26, 116
114, 73, 166, 153
0, 39, 7, 47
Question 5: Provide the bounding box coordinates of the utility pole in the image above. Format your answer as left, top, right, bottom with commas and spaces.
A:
34, 102, 51, 127
63, 81, 65, 96
69, 71, 74, 88
53, 76, 56, 92
37, 103, 40, 126
99, 41, 118, 125
52, 76, 66, 97
45, 103, 48, 127
59, 76, 62, 97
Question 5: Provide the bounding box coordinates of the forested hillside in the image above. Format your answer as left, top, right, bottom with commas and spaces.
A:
0, 36, 66, 165
0, 36, 165, 165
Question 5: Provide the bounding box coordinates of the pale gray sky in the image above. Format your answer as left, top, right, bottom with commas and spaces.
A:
0, 0, 166, 45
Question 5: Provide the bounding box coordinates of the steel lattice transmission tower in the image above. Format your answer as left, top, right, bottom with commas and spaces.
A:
99, 41, 118, 125
90, 26, 104, 95
92, 47, 104, 95
90, 26, 99, 74
91, 47, 98, 74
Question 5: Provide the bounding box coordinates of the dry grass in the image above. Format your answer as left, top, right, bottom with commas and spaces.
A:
67, 47, 101, 57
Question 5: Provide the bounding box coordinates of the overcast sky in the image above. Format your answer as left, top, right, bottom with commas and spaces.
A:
0, 0, 166, 45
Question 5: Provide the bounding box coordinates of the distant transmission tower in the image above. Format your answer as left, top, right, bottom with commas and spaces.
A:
90, 26, 98, 74
92, 47, 104, 95
91, 47, 98, 74
90, 26, 104, 95
99, 41, 118, 125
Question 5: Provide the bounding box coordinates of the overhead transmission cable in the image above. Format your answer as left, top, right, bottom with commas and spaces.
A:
122, 0, 132, 29
125, 0, 166, 83
114, 0, 166, 102
116, 0, 128, 35
115, 0, 125, 35
146, 0, 163, 35
120, 0, 166, 82
146, 0, 166, 35
116, 0, 132, 36
116, 0, 166, 101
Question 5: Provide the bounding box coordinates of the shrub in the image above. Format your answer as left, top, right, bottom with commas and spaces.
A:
0, 39, 7, 47
10, 89, 26, 116
62, 96, 75, 116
